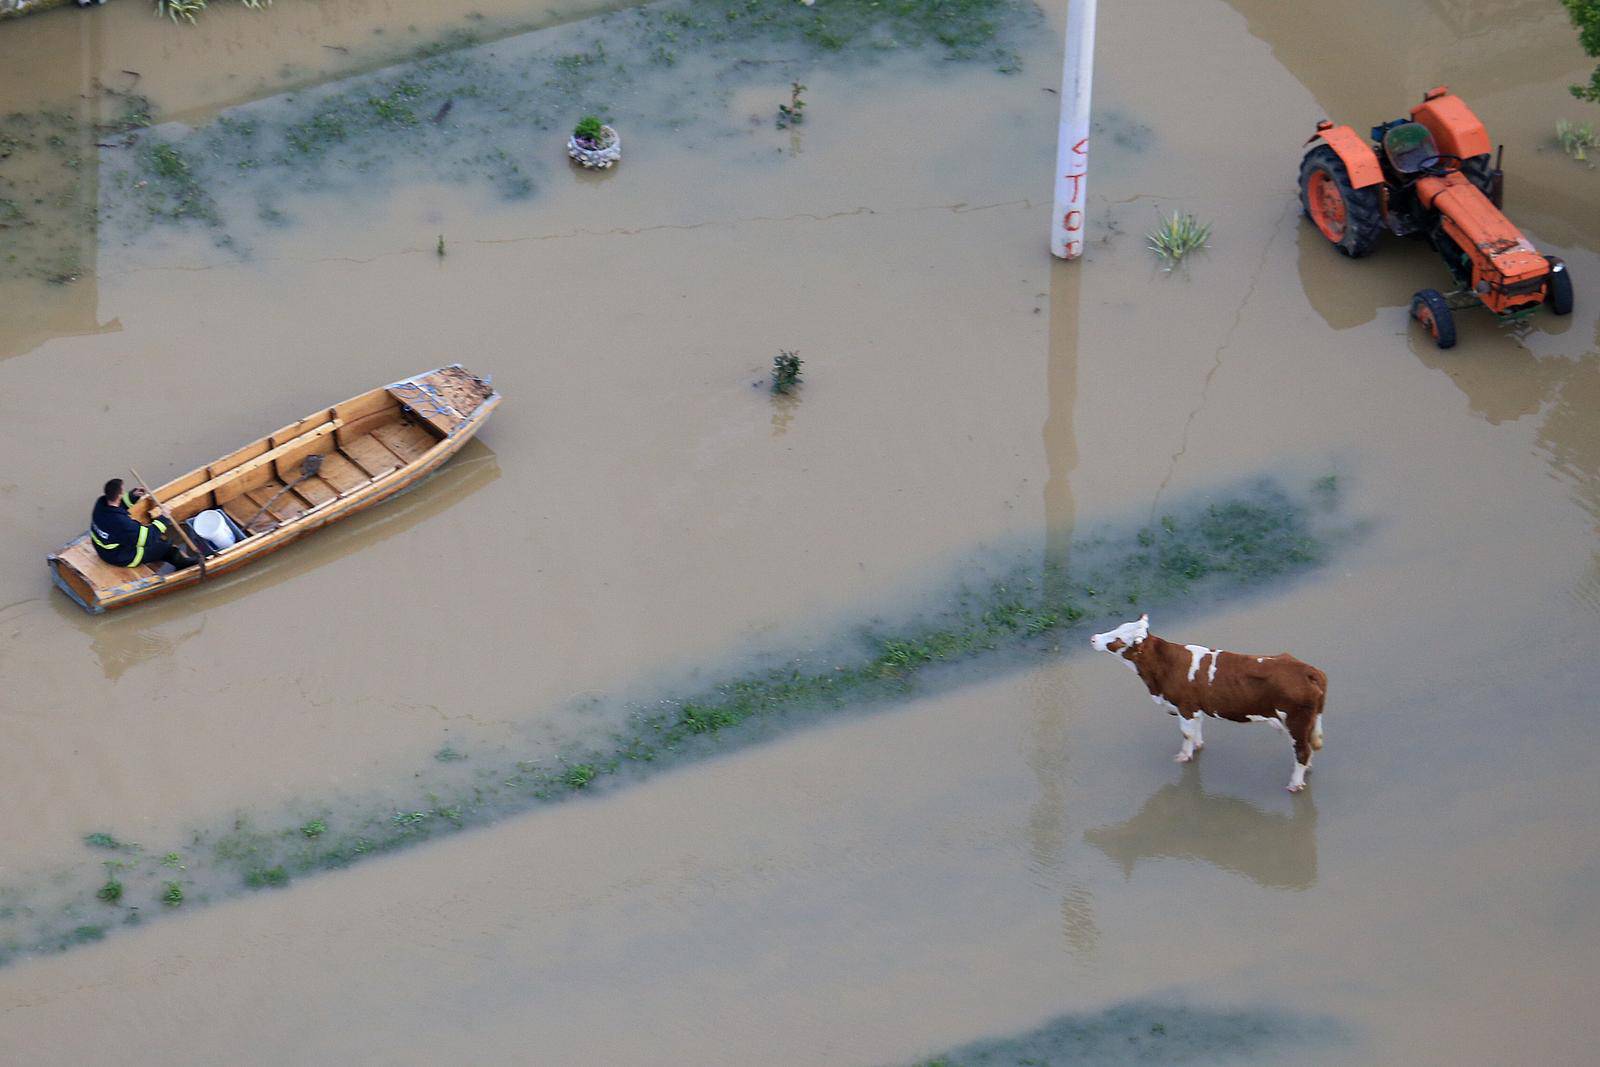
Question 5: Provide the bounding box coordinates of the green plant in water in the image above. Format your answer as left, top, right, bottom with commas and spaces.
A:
1147, 210, 1213, 268
777, 82, 807, 129
161, 882, 184, 907
1556, 119, 1597, 161
436, 235, 446, 258
244, 866, 289, 888
161, 851, 186, 870
155, 0, 208, 25
573, 115, 607, 145
83, 832, 124, 850
771, 350, 803, 393
96, 879, 123, 904
565, 764, 598, 790
300, 819, 326, 838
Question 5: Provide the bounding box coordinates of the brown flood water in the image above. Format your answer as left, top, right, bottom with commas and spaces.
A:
2, 0, 1598, 1063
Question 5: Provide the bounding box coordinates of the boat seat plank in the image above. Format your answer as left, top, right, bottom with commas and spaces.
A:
294, 476, 338, 507
342, 434, 401, 479
372, 422, 438, 464
315, 453, 369, 496
221, 496, 277, 536
58, 540, 156, 592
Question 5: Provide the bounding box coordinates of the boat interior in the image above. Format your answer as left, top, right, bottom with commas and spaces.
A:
52, 370, 488, 601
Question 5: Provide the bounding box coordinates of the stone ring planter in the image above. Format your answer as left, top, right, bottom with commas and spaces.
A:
567, 126, 621, 169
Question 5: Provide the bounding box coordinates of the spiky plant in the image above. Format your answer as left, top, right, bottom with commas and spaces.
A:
1147, 210, 1213, 268
1556, 119, 1597, 161
155, 0, 208, 24
771, 350, 803, 394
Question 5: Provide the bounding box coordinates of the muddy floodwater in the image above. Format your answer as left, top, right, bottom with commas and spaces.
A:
2, 0, 1598, 1063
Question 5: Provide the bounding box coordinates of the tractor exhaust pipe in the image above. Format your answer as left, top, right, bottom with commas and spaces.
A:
1489, 143, 1505, 208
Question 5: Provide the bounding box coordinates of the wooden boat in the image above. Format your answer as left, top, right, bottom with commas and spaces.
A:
49, 365, 500, 614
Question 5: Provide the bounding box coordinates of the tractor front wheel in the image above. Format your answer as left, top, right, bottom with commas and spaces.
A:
1299, 146, 1382, 257
1546, 256, 1574, 316
1411, 289, 1457, 349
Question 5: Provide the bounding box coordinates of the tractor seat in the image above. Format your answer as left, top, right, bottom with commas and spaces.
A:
1383, 122, 1439, 174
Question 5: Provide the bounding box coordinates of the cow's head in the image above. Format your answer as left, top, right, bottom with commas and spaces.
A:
1090, 614, 1149, 659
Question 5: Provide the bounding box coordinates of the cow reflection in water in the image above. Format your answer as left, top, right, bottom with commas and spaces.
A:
1085, 762, 1317, 891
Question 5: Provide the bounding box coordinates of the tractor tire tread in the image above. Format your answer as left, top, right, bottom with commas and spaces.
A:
1462, 155, 1496, 200
1299, 146, 1382, 258
1411, 288, 1457, 349
1546, 256, 1574, 316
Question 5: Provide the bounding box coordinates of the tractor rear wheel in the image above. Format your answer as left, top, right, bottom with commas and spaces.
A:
1546, 256, 1573, 316
1411, 289, 1456, 349
1299, 146, 1382, 257
1462, 154, 1498, 203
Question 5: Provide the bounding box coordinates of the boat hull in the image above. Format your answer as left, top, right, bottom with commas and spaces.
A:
49, 374, 499, 614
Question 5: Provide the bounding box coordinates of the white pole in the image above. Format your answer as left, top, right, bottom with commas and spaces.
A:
1051, 0, 1097, 259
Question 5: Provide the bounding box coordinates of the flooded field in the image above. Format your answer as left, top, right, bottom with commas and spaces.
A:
1, 0, 1597, 1063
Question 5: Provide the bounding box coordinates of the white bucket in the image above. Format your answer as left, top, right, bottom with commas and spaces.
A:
193, 509, 235, 551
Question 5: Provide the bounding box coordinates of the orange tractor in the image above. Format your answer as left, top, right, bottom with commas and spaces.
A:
1298, 86, 1573, 348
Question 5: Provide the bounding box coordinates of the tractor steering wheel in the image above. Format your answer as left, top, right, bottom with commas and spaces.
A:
1415, 153, 1463, 177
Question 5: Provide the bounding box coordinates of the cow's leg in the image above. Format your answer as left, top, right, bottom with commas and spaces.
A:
1286, 715, 1314, 792
1175, 710, 1204, 763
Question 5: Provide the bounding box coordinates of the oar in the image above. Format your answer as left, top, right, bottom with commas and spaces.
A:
128, 467, 207, 580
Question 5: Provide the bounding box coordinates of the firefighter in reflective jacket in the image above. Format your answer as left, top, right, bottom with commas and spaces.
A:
89, 478, 198, 570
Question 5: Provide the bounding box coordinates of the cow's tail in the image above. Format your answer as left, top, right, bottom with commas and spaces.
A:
1309, 668, 1327, 751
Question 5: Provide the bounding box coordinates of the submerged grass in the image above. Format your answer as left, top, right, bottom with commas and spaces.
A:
85, 0, 1036, 255
0, 479, 1348, 968
906, 998, 1347, 1065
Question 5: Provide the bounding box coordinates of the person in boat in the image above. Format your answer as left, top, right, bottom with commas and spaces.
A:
90, 478, 198, 571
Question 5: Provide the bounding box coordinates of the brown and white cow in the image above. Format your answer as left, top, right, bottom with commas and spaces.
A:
1089, 614, 1328, 792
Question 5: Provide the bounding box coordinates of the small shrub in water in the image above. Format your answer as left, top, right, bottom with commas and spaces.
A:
300, 819, 326, 838
83, 832, 123, 850
161, 882, 184, 907
1147, 210, 1212, 268
1556, 119, 1597, 161
771, 350, 803, 394
565, 764, 597, 790
96, 879, 123, 904
777, 82, 808, 129
436, 235, 446, 257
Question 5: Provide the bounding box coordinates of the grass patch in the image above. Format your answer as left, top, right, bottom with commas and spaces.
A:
244, 866, 290, 889
1556, 118, 1596, 162
161, 882, 185, 907
12, 479, 1341, 964
1147, 210, 1212, 268
908, 999, 1346, 1065
83, 832, 127, 851
75, 0, 1038, 254
133, 141, 219, 224
96, 879, 123, 904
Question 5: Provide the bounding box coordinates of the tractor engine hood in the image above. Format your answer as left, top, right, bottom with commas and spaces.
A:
1417, 173, 1546, 286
